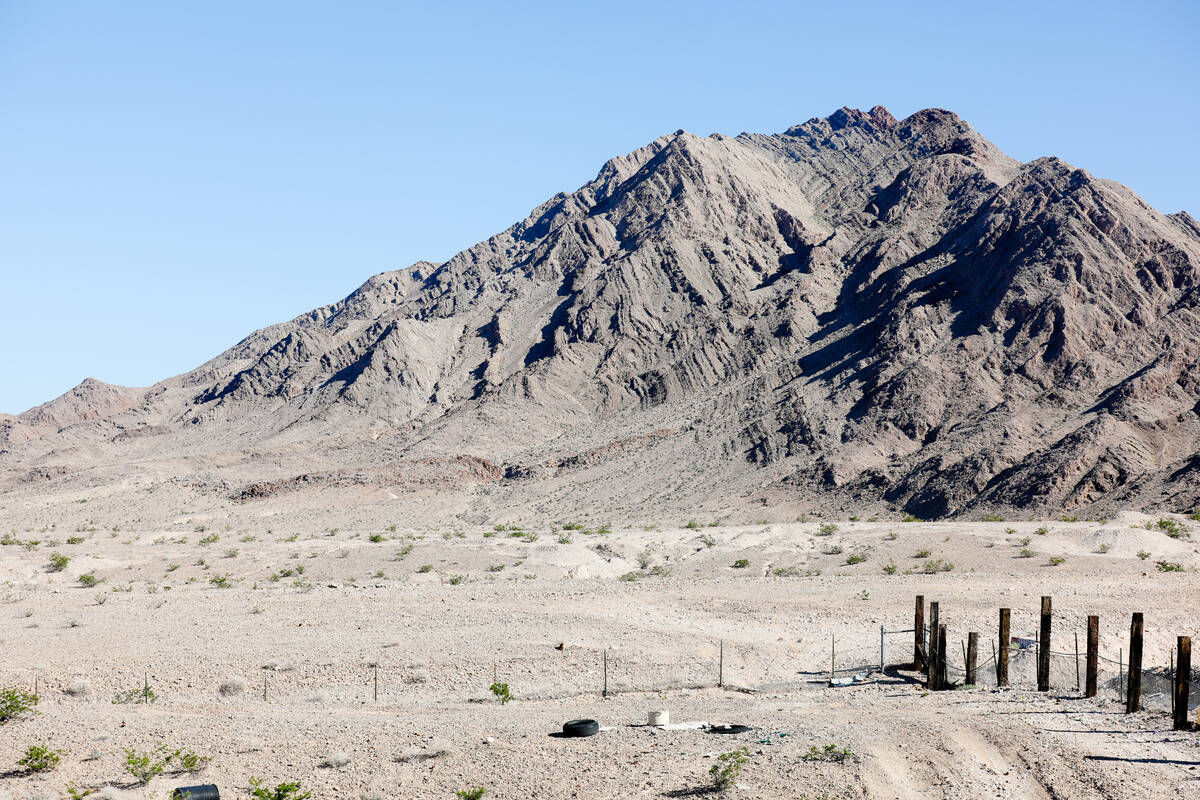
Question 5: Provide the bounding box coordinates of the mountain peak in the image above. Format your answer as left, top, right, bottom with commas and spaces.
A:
3, 105, 1200, 522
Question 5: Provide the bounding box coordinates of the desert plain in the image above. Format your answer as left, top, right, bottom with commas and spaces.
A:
2, 505, 1198, 800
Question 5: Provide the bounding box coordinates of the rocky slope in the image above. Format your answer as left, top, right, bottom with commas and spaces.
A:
4, 105, 1200, 522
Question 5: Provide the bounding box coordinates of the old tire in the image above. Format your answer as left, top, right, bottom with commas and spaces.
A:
562, 718, 600, 737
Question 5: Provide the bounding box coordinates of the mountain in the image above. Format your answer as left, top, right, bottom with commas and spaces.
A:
4, 105, 1200, 524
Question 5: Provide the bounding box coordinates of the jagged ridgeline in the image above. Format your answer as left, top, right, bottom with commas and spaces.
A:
4, 106, 1200, 519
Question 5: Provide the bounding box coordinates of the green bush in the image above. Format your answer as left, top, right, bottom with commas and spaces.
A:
1136, 550, 1151, 560
817, 522, 838, 536
78, 572, 101, 588
1048, 556, 1065, 566
731, 559, 750, 569
48, 552, 69, 572
0, 687, 38, 723
489, 681, 511, 704
844, 553, 866, 565
248, 778, 312, 800
456, 789, 486, 800
17, 743, 61, 772
124, 746, 167, 784
1157, 561, 1184, 573
710, 746, 749, 791
368, 533, 384, 543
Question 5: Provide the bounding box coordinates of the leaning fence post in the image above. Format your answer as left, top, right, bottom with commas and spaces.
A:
914, 595, 926, 671
880, 624, 885, 674
1175, 636, 1192, 731
1038, 596, 1052, 692
829, 635, 835, 684
998, 608, 1010, 687
1085, 615, 1099, 698
602, 649, 608, 698
1125, 613, 1144, 713
966, 632, 978, 685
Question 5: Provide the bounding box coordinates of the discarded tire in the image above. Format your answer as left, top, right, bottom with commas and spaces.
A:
172, 786, 220, 800
707, 724, 751, 735
562, 718, 600, 737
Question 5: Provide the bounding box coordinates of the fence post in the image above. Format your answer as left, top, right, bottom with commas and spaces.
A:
1085, 615, 1099, 698
880, 625, 885, 673
829, 635, 835, 684
1038, 596, 1052, 692
914, 595, 926, 671
998, 608, 1010, 687
927, 602, 940, 689
966, 632, 978, 685
1174, 636, 1191, 731
719, 640, 724, 688
603, 650, 608, 698
937, 624, 949, 690
1125, 613, 1143, 713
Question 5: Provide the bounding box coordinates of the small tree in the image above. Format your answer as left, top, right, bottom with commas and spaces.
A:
0, 687, 38, 724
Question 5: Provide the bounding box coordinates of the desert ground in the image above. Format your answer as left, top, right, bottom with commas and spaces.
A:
1, 510, 1199, 800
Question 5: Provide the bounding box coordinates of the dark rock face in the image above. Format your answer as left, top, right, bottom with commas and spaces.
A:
4, 106, 1200, 518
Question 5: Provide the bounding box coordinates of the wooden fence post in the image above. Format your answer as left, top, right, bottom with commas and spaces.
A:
1125, 613, 1143, 713
603, 649, 608, 698
927, 601, 940, 689
998, 608, 1010, 687
966, 632, 978, 685
1038, 596, 1052, 692
914, 595, 926, 671
719, 640, 724, 688
937, 624, 949, 690
1085, 615, 1099, 698
1174, 636, 1192, 731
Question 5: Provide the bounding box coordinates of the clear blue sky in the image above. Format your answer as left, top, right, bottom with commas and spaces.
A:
1, 0, 1196, 414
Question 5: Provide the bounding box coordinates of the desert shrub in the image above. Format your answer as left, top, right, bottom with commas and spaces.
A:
1096, 543, 1110, 554
0, 687, 38, 723
489, 681, 511, 704
556, 534, 573, 544
914, 549, 931, 558
618, 571, 642, 582
456, 789, 486, 800
198, 533, 219, 545
844, 553, 866, 565
1157, 561, 1184, 573
884, 531, 897, 540
648, 565, 672, 577
1018, 548, 1036, 558
124, 746, 167, 784
1048, 556, 1065, 566
17, 743, 61, 772
249, 778, 312, 800
684, 520, 701, 530
901, 514, 922, 522
112, 682, 157, 704
487, 564, 505, 573
637, 549, 652, 569
48, 552, 70, 572
709, 746, 749, 791
65, 782, 95, 799
320, 751, 350, 768
417, 564, 433, 573
817, 522, 838, 536
168, 747, 211, 773
447, 574, 466, 585
369, 533, 384, 543
731, 559, 750, 569
66, 536, 85, 545
65, 679, 91, 697
822, 545, 843, 555
882, 561, 897, 575
981, 514, 1004, 522
1018, 536, 1032, 546
922, 559, 953, 573
699, 534, 716, 547
209, 574, 231, 588
771, 566, 801, 577
1034, 526, 1048, 536
218, 677, 247, 696
1136, 550, 1151, 560
78, 572, 101, 588
1155, 519, 1189, 539
801, 743, 854, 762
562, 522, 584, 531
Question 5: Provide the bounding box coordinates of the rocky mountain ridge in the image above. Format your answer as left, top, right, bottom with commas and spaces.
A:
4, 105, 1200, 523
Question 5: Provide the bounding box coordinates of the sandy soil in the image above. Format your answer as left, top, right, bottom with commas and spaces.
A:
1, 515, 1199, 799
